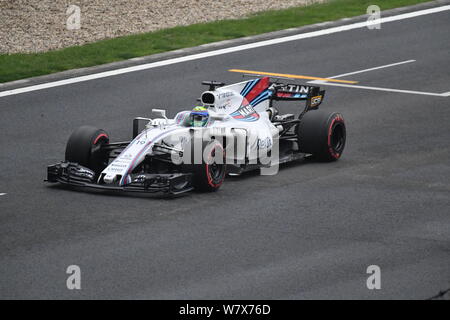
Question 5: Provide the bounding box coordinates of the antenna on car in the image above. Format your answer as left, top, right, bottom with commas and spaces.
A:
201, 81, 225, 91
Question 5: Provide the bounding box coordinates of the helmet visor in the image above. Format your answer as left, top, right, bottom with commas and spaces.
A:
191, 112, 208, 127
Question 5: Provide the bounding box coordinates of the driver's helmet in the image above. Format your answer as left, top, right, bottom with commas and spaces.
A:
190, 106, 209, 127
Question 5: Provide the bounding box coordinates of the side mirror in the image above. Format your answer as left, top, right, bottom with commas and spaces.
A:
152, 109, 167, 119
133, 117, 152, 138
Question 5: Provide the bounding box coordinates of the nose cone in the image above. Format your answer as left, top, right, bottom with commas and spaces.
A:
103, 173, 117, 184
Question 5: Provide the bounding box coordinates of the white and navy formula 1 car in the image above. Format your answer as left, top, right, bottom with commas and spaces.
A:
46, 76, 346, 195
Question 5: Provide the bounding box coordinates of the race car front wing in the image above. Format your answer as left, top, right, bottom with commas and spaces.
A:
46, 162, 193, 195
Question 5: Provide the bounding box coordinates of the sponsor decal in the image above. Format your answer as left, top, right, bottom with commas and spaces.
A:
310, 95, 323, 107
230, 104, 260, 122
257, 137, 272, 149
279, 84, 310, 94
217, 98, 232, 110
275, 84, 311, 99
232, 77, 273, 121
218, 91, 234, 99
275, 92, 308, 99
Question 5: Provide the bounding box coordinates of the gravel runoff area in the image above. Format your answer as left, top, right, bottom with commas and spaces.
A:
0, 0, 327, 54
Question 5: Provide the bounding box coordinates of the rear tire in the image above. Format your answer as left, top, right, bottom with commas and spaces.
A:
65, 125, 110, 175
297, 111, 346, 161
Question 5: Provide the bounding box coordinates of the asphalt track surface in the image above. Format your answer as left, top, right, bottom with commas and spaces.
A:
0, 6, 449, 299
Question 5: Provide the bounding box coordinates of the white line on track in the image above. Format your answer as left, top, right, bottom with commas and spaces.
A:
0, 193, 6, 196
0, 5, 449, 98
327, 60, 416, 79
309, 60, 449, 97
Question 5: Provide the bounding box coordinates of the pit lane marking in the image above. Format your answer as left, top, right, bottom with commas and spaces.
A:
1, 5, 449, 98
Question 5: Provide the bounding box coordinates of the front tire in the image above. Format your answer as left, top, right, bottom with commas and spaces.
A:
297, 111, 346, 161
65, 125, 110, 175
185, 139, 226, 192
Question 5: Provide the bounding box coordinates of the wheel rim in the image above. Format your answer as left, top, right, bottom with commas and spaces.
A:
209, 162, 224, 181
209, 148, 225, 181
206, 146, 225, 187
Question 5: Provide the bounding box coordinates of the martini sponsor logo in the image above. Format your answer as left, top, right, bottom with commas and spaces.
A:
279, 84, 310, 94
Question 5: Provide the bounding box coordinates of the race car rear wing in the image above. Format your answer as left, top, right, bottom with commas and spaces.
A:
230, 71, 326, 107
272, 83, 324, 103
270, 83, 325, 110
